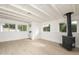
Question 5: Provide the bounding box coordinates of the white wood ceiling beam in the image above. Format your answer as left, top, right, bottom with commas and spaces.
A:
50, 4, 65, 19
72, 4, 76, 13
0, 11, 32, 23
10, 4, 46, 21
0, 8, 33, 22
0, 14, 30, 23
0, 7, 42, 22
72, 4, 76, 18
30, 4, 50, 17
71, 4, 78, 20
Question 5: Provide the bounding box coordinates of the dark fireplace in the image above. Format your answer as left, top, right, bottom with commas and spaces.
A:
62, 12, 75, 51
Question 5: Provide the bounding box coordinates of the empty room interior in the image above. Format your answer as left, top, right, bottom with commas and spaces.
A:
0, 4, 79, 55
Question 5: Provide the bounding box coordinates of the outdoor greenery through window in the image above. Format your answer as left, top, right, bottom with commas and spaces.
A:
18, 25, 27, 31
71, 23, 77, 32
59, 23, 66, 32
43, 24, 50, 32
59, 22, 77, 32
2, 23, 29, 32
3, 23, 15, 32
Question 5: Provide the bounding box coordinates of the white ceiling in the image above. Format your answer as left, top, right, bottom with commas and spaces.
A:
0, 4, 79, 23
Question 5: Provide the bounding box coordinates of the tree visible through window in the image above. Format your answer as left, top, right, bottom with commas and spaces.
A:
72, 24, 77, 32
9, 24, 15, 29
18, 25, 27, 31
59, 22, 77, 32
59, 23, 66, 32
43, 24, 50, 32
3, 23, 15, 32
2, 23, 29, 32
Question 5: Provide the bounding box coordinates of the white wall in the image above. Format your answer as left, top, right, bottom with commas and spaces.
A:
0, 18, 79, 48
75, 21, 79, 48
0, 32, 29, 42
40, 19, 79, 48
0, 18, 29, 42
0, 18, 41, 42
30, 22, 41, 40
0, 23, 1, 32
40, 19, 67, 43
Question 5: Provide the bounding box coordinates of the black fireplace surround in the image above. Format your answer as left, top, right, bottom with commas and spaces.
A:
62, 12, 75, 51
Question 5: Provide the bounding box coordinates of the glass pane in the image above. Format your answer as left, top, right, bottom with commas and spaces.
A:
3, 23, 16, 32
9, 24, 15, 29
72, 24, 77, 32
59, 23, 66, 32
23, 25, 27, 31
18, 25, 27, 31
18, 25, 22, 31
43, 24, 50, 32
3, 23, 8, 28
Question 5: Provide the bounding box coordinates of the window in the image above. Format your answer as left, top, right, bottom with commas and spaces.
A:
43, 24, 50, 32
59, 21, 77, 32
28, 24, 31, 30
72, 24, 77, 32
59, 23, 66, 32
9, 24, 15, 29
3, 23, 15, 32
3, 23, 8, 28
72, 21, 77, 32
18, 25, 27, 31
2, 23, 29, 32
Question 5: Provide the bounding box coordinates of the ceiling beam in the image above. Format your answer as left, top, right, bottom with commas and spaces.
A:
72, 4, 76, 13
0, 8, 32, 21
30, 4, 50, 17
0, 15, 30, 23
0, 7, 42, 22
72, 4, 77, 19
50, 4, 65, 19
10, 4, 47, 21
0, 11, 32, 23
